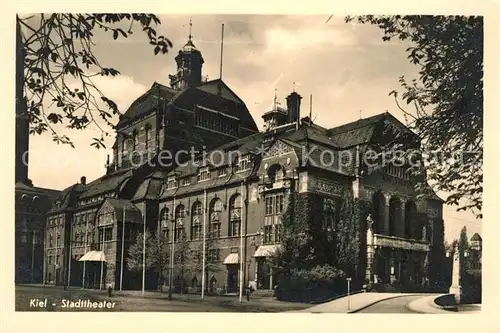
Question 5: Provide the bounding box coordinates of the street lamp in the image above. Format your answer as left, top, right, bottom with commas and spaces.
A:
347, 277, 352, 311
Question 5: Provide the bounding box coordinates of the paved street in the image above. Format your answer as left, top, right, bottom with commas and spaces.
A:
15, 285, 311, 312
355, 295, 427, 313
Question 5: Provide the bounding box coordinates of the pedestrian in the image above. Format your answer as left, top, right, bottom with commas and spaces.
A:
108, 285, 113, 297
246, 283, 254, 302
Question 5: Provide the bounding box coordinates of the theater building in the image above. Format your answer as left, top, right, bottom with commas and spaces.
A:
43, 31, 445, 292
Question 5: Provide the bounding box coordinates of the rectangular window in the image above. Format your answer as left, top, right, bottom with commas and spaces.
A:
48, 256, 52, 265
208, 249, 220, 262
275, 224, 282, 243
264, 225, 273, 244
275, 194, 284, 214
175, 227, 185, 241
104, 227, 113, 241
265, 196, 274, 215
229, 220, 240, 237
209, 222, 221, 239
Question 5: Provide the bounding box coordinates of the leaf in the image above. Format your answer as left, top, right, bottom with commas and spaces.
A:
113, 30, 118, 40
154, 45, 160, 55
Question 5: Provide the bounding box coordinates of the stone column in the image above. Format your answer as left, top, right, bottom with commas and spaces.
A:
383, 193, 391, 235
400, 198, 406, 238
449, 244, 461, 303
365, 215, 375, 283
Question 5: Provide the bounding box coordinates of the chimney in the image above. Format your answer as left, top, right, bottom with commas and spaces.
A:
286, 92, 302, 124
80, 176, 86, 185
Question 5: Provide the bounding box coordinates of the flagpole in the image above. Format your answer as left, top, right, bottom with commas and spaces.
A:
168, 197, 176, 301
239, 182, 244, 303
201, 188, 207, 299
82, 215, 88, 288
220, 23, 224, 79
100, 230, 104, 290
120, 207, 126, 291
142, 209, 147, 295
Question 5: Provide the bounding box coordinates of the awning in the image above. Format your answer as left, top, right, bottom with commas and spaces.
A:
78, 251, 106, 262
223, 253, 239, 265
253, 245, 280, 257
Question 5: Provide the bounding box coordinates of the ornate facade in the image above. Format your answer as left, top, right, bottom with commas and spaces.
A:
42, 31, 444, 292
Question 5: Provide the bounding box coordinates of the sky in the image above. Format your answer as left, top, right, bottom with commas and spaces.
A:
25, 14, 481, 242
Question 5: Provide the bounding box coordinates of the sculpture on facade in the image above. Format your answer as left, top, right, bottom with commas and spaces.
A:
366, 213, 374, 230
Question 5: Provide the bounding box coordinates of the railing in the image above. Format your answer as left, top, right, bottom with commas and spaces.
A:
373, 233, 430, 252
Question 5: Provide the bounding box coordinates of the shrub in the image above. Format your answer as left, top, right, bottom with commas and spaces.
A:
275, 265, 345, 302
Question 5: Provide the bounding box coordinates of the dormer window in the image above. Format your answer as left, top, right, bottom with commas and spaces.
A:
197, 167, 210, 182
167, 176, 177, 190
235, 155, 251, 172
181, 177, 191, 187
217, 167, 227, 177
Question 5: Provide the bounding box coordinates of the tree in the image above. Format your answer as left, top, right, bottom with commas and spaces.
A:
458, 226, 470, 275
190, 232, 221, 293
345, 15, 483, 218
127, 231, 169, 290
172, 231, 191, 293
17, 14, 173, 148
271, 192, 346, 302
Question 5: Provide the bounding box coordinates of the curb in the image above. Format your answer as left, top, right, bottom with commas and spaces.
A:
347, 294, 417, 313
405, 294, 455, 314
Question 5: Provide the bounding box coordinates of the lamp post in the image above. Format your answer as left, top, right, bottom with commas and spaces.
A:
347, 277, 352, 311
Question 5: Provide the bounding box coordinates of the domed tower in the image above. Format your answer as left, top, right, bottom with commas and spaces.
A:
169, 20, 204, 90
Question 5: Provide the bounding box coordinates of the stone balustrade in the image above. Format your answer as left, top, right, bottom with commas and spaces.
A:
373, 233, 430, 252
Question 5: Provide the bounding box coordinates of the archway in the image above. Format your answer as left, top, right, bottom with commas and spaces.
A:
372, 191, 385, 234
404, 200, 417, 239
389, 197, 401, 237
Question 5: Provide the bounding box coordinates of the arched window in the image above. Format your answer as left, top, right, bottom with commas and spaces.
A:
132, 129, 138, 151
160, 207, 169, 241
389, 196, 401, 237
268, 164, 284, 184
208, 198, 223, 239
229, 194, 241, 237
372, 191, 385, 234
175, 204, 186, 241
191, 201, 203, 240
404, 200, 417, 239
145, 124, 152, 151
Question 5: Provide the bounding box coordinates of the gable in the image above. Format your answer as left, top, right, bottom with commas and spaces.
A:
263, 139, 299, 160
96, 199, 115, 217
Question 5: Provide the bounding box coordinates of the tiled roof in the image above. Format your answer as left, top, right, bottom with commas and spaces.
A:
116, 83, 178, 128
15, 182, 60, 198
79, 169, 133, 199
47, 183, 86, 214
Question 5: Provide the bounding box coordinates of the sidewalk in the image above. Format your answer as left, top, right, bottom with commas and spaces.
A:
290, 292, 415, 313
406, 295, 482, 314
